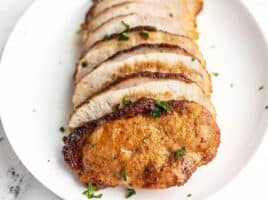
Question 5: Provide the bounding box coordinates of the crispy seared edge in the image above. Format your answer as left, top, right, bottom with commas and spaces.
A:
63, 98, 220, 187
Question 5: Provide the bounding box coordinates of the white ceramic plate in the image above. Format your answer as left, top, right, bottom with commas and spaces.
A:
0, 0, 268, 199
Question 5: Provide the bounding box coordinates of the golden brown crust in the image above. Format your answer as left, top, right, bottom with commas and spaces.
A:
63, 98, 220, 189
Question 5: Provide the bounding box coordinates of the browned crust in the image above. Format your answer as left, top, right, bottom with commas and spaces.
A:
108, 71, 192, 87
75, 27, 201, 82
63, 98, 220, 173
89, 72, 193, 100
74, 71, 194, 110
79, 26, 157, 60
93, 43, 200, 71
195, 0, 203, 16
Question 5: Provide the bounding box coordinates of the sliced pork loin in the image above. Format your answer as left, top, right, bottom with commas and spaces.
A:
63, 98, 220, 188
87, 0, 201, 19
76, 27, 205, 83
86, 1, 195, 32
73, 44, 211, 108
188, 0, 203, 15
69, 78, 215, 129
84, 14, 198, 48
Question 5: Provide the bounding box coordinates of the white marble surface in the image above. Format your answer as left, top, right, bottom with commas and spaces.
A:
0, 0, 267, 199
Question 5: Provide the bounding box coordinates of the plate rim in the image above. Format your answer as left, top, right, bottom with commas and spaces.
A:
0, 0, 268, 199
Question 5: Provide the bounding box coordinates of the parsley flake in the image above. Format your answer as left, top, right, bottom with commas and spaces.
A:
150, 107, 162, 118
83, 183, 103, 199
120, 167, 127, 181
265, 105, 268, 110
121, 21, 130, 31
59, 126, 65, 133
125, 188, 136, 198
119, 32, 129, 41
211, 72, 219, 77
259, 86, 264, 91
187, 193, 192, 198
175, 147, 186, 158
123, 99, 132, 106
82, 61, 88, 68
155, 99, 170, 111
103, 34, 110, 40
114, 104, 121, 111
139, 30, 149, 39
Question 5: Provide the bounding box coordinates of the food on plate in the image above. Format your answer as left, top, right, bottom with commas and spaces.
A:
83, 13, 198, 48
63, 0, 220, 193
76, 27, 205, 83
73, 44, 211, 108
63, 98, 220, 188
69, 77, 215, 130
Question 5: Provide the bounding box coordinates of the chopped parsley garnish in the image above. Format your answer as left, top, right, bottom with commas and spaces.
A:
86, 100, 90, 104
211, 72, 219, 77
119, 32, 129, 41
103, 34, 110, 40
175, 147, 186, 158
76, 28, 82, 34
150, 107, 162, 118
82, 61, 88, 68
187, 193, 192, 198
265, 105, 268, 110
191, 57, 195, 62
121, 21, 130, 31
125, 188, 136, 198
139, 30, 149, 39
114, 104, 121, 111
150, 100, 170, 117
59, 126, 65, 133
259, 86, 264, 91
155, 99, 170, 111
120, 167, 127, 181
83, 183, 103, 199
123, 99, 132, 106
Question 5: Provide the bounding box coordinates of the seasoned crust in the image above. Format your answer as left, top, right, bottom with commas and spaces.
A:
63, 98, 220, 189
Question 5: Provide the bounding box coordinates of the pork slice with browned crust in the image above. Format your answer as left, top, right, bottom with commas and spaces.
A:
85, 1, 195, 33
63, 98, 220, 189
87, 0, 202, 19
84, 14, 198, 48
73, 44, 211, 108
69, 78, 215, 130
76, 27, 205, 83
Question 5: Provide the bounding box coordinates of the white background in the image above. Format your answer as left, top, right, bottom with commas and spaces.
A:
0, 0, 267, 199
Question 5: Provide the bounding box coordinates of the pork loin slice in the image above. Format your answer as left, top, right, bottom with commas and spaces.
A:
188, 0, 203, 15
69, 78, 215, 129
76, 27, 205, 83
84, 13, 198, 48
86, 1, 195, 32
63, 98, 220, 188
88, 0, 201, 19
73, 44, 211, 108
